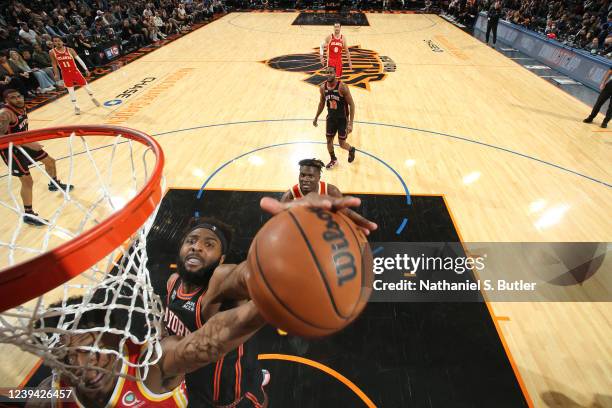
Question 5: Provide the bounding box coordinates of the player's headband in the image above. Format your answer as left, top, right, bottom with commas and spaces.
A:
187, 223, 228, 254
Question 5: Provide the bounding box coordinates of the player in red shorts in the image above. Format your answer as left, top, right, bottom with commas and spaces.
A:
49, 37, 100, 115
320, 23, 352, 78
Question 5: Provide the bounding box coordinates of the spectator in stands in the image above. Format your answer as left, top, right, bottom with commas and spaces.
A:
9, 50, 56, 93
161, 9, 181, 33
57, 16, 73, 35
74, 30, 97, 68
121, 19, 146, 49
44, 17, 67, 40
175, 3, 194, 27
18, 23, 41, 47
154, 11, 174, 37
0, 29, 13, 50
442, 0, 612, 57
31, 44, 57, 78
143, 5, 155, 19
144, 15, 164, 42
0, 50, 37, 98
130, 17, 150, 42
104, 11, 121, 31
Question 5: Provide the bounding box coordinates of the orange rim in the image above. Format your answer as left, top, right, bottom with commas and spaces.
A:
0, 125, 164, 313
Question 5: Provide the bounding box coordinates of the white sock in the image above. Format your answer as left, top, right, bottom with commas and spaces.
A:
67, 87, 79, 107
84, 84, 95, 98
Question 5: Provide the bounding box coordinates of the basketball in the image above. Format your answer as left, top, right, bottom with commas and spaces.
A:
246, 206, 373, 338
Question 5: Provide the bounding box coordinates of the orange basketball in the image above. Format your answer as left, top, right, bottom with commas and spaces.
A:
247, 206, 373, 337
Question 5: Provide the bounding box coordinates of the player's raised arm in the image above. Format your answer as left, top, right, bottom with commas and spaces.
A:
202, 261, 251, 305
313, 84, 326, 127
152, 300, 264, 392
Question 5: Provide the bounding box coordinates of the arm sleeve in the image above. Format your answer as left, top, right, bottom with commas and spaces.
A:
74, 54, 88, 71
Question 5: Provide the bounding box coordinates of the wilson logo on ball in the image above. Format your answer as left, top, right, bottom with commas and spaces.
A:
309, 208, 357, 286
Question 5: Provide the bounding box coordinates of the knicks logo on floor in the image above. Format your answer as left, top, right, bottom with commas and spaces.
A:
263, 45, 396, 90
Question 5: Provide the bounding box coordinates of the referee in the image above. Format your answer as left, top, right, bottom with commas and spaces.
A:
486, 1, 502, 47
584, 67, 612, 128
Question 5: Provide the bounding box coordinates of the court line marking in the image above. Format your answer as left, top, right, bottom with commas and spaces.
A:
191, 145, 527, 405
192, 140, 411, 234
2, 118, 610, 189
395, 218, 408, 235
153, 119, 611, 188
443, 195, 534, 408
258, 353, 376, 408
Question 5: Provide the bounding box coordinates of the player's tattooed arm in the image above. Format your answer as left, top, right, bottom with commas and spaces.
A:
0, 110, 12, 135
156, 300, 264, 389
206, 262, 251, 304
313, 85, 326, 127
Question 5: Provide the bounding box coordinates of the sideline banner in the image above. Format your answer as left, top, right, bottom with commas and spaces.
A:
475, 12, 612, 90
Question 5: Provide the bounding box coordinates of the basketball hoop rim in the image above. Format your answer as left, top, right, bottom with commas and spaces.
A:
0, 125, 164, 313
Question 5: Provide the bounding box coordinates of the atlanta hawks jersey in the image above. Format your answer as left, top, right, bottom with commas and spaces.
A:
53, 342, 188, 407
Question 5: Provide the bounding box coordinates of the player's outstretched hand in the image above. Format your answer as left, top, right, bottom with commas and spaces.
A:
260, 194, 377, 235
313, 118, 318, 127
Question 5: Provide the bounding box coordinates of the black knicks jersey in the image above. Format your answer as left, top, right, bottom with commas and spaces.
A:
165, 275, 265, 407
324, 81, 348, 119
5, 105, 28, 133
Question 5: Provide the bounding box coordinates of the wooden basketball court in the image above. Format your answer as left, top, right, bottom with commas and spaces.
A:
0, 13, 610, 407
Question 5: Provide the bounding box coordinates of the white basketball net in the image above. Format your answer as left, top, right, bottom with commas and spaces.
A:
0, 131, 164, 384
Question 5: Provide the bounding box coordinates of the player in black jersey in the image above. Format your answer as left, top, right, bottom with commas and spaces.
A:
0, 89, 73, 226
165, 218, 268, 407
313, 66, 357, 169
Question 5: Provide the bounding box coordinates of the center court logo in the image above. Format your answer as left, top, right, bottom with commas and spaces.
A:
263, 45, 396, 90
104, 77, 157, 106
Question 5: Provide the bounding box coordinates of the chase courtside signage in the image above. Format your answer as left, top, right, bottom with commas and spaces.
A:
264, 45, 396, 90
